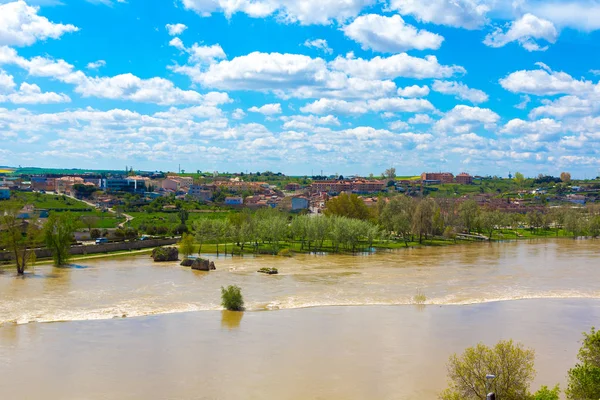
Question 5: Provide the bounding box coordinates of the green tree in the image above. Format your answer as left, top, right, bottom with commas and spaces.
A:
459, 200, 480, 234
514, 172, 525, 188
179, 233, 195, 258
479, 210, 503, 240
324, 193, 371, 220
379, 195, 415, 246
43, 213, 78, 267
440, 340, 536, 400
567, 327, 600, 399
0, 202, 41, 275
178, 209, 189, 225
532, 385, 560, 400
412, 198, 435, 243
193, 218, 214, 254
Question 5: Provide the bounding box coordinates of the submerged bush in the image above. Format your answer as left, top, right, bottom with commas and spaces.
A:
258, 267, 278, 275
413, 289, 426, 305
221, 285, 244, 311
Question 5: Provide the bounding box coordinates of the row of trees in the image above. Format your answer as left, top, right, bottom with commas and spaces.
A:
441, 327, 600, 399
0, 202, 78, 274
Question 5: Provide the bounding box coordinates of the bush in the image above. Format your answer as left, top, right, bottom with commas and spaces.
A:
221, 285, 244, 311
258, 267, 278, 275
90, 228, 101, 239
151, 246, 179, 262
277, 248, 293, 257
413, 289, 426, 305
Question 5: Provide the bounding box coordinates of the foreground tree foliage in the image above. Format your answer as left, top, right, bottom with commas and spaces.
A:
567, 327, 600, 399
323, 193, 371, 220
43, 212, 77, 267
0, 201, 41, 275
440, 340, 536, 400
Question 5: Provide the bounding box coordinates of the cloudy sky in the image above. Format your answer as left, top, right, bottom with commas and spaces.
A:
1, 0, 600, 177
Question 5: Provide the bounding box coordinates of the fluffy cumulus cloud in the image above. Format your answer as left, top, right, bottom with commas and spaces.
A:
397, 85, 430, 98
180, 0, 375, 25
499, 66, 594, 96
248, 103, 282, 115
303, 39, 332, 54
432, 80, 489, 103
300, 97, 434, 115
0, 1, 79, 46
434, 105, 500, 134
342, 14, 444, 53
86, 60, 106, 70
166, 23, 188, 36
484, 14, 558, 51
388, 0, 490, 30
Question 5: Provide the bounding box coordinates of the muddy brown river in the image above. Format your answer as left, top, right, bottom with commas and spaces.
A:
0, 239, 598, 398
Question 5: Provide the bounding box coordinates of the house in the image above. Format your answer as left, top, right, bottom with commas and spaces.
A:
224, 196, 243, 205
291, 197, 309, 211
103, 177, 146, 193
421, 172, 454, 183
285, 182, 301, 191
188, 184, 214, 202
455, 173, 473, 185
0, 187, 10, 200
55, 176, 84, 195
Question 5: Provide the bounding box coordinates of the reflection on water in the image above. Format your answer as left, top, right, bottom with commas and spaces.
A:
221, 310, 244, 329
0, 239, 599, 324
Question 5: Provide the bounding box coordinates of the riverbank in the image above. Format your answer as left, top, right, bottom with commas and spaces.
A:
1, 299, 597, 399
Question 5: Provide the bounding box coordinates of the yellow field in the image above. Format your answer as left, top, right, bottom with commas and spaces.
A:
0, 169, 14, 174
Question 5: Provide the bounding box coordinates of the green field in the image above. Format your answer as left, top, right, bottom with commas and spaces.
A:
9, 192, 123, 228
125, 211, 233, 229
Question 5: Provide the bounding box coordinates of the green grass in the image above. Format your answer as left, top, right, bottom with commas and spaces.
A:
126, 211, 232, 229
12, 192, 91, 210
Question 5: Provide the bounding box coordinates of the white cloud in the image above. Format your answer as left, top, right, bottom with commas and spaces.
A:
435, 105, 500, 134
169, 37, 226, 64
528, 1, 600, 32
432, 80, 489, 103
0, 81, 70, 104
166, 23, 188, 36
408, 114, 434, 124
232, 108, 246, 120
397, 85, 430, 98
281, 114, 340, 129
300, 97, 434, 115
501, 118, 563, 136
329, 53, 466, 80
484, 14, 558, 52
180, 0, 375, 25
342, 14, 444, 53
389, 120, 410, 131
303, 39, 332, 54
529, 95, 595, 118
0, 69, 16, 92
499, 66, 593, 96
248, 103, 282, 115
0, 1, 79, 46
515, 94, 531, 109
0, 46, 230, 106
389, 0, 489, 30
86, 60, 106, 70
173, 51, 398, 99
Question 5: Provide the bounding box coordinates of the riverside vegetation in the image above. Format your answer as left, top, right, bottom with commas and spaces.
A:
185, 194, 600, 257
440, 327, 600, 400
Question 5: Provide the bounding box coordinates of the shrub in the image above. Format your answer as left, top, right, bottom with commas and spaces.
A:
221, 285, 244, 311
277, 248, 293, 257
413, 289, 426, 305
90, 228, 101, 239
151, 246, 179, 262
258, 267, 278, 275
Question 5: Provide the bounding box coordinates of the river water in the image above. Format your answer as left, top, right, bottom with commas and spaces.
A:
0, 239, 599, 398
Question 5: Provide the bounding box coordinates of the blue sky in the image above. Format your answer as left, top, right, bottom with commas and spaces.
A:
1, 0, 600, 177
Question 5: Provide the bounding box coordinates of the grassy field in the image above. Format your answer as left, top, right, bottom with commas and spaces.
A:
9, 192, 123, 228
12, 192, 91, 210
126, 210, 232, 229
